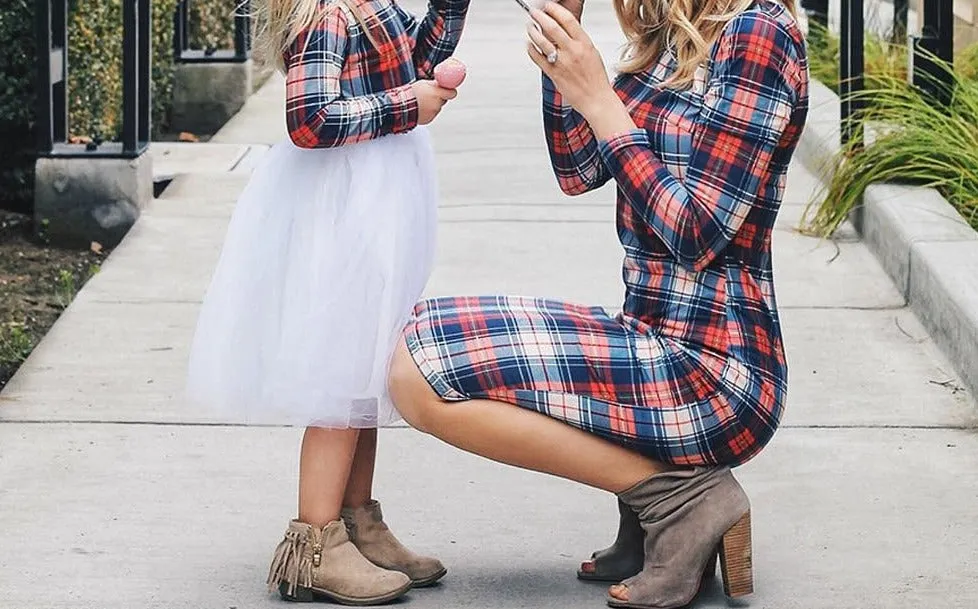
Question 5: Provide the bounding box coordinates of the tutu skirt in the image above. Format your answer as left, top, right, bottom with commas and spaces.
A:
186, 128, 437, 428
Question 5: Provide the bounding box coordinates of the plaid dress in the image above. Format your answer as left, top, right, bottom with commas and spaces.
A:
405, 1, 809, 466
285, 0, 470, 148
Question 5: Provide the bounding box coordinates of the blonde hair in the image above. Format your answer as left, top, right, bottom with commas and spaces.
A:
612, 0, 797, 87
251, 0, 386, 73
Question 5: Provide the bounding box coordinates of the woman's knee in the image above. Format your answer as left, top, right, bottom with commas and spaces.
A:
388, 340, 440, 433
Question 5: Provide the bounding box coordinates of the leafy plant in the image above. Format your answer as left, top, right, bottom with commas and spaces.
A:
802, 62, 978, 237
0, 323, 33, 369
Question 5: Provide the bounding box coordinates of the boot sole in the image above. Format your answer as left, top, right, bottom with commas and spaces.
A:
410, 567, 447, 588
279, 580, 412, 606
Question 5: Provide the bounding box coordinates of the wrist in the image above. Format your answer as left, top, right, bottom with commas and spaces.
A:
580, 90, 633, 139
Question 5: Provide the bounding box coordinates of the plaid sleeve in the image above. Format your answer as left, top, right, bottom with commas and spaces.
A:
394, 0, 470, 79
597, 12, 803, 271
542, 74, 612, 195
285, 6, 419, 148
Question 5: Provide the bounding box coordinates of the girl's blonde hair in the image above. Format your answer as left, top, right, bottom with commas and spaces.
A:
612, 0, 797, 87
252, 0, 386, 73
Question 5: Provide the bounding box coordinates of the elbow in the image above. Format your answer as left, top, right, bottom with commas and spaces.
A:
557, 178, 592, 197
286, 112, 341, 149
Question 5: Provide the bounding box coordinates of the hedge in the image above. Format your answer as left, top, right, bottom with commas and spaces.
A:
0, 0, 235, 214
0, 0, 37, 214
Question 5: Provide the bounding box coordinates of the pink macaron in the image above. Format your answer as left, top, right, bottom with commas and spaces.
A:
434, 58, 467, 89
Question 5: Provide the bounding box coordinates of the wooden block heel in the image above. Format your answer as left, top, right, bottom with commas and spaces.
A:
718, 510, 753, 598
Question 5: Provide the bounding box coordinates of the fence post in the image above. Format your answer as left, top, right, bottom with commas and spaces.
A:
170, 0, 256, 134
800, 0, 829, 28
33, 0, 152, 248
839, 0, 865, 148
911, 0, 955, 106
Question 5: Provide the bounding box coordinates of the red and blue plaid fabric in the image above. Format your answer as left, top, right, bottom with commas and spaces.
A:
285, 0, 469, 148
405, 1, 809, 466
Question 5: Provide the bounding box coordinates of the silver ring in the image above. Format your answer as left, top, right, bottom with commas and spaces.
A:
546, 49, 558, 64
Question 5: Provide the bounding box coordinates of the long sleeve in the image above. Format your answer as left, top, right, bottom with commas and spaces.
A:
285, 6, 419, 149
542, 74, 612, 195
596, 13, 804, 271
394, 0, 470, 78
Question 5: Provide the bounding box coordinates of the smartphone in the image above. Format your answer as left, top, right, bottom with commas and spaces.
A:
513, 0, 532, 12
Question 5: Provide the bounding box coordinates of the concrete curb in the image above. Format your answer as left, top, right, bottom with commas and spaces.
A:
796, 79, 978, 398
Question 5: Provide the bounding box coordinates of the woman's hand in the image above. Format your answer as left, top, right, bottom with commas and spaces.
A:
412, 80, 458, 125
555, 0, 584, 21
527, 2, 635, 138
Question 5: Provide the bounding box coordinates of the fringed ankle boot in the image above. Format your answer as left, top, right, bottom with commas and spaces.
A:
267, 519, 411, 605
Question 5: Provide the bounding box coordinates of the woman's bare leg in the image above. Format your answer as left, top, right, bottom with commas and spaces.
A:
344, 429, 377, 508
298, 426, 360, 526
388, 342, 669, 494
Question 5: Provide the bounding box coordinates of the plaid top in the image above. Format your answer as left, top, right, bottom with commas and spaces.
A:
543, 0, 808, 386
285, 0, 469, 148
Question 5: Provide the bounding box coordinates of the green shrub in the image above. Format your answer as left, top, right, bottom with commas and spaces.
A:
189, 0, 236, 51
0, 0, 37, 214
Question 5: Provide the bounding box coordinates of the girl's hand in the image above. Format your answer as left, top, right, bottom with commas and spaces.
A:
527, 2, 634, 138
412, 80, 458, 125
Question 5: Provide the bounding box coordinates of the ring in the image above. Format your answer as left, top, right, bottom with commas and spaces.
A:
546, 49, 558, 64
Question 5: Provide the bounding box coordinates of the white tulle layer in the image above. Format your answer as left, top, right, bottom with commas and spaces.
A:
186, 128, 437, 428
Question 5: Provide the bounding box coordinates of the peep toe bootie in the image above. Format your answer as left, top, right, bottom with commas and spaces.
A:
267, 520, 412, 605
342, 500, 447, 587
578, 499, 644, 582
609, 467, 753, 609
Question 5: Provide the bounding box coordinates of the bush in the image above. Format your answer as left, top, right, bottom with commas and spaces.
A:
0, 0, 37, 214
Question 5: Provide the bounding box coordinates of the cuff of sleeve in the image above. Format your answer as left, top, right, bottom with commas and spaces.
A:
388, 84, 420, 134
597, 128, 655, 173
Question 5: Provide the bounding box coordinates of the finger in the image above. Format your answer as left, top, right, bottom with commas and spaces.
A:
543, 1, 587, 40
433, 85, 458, 101
529, 8, 573, 49
527, 40, 555, 75
526, 21, 556, 58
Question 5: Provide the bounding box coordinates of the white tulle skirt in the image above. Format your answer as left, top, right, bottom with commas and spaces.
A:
186, 128, 437, 428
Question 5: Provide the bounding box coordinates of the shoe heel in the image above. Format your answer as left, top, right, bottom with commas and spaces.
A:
279, 582, 314, 602
718, 510, 753, 598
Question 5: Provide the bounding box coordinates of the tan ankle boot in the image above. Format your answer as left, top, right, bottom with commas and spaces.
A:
266, 519, 411, 605
342, 500, 447, 586
609, 467, 752, 609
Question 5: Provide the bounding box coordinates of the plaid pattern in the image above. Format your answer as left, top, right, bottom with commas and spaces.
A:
406, 2, 808, 466
285, 0, 469, 148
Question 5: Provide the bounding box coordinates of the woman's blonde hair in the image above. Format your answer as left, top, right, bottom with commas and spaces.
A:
251, 0, 386, 73
612, 0, 796, 87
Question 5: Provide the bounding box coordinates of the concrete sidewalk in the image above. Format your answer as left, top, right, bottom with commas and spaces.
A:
1, 1, 976, 608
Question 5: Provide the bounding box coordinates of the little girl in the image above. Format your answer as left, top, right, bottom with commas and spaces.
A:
185, 0, 469, 603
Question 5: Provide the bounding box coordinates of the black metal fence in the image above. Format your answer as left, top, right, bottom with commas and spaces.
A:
174, 0, 252, 63
801, 0, 956, 148
36, 0, 151, 159
36, 0, 251, 159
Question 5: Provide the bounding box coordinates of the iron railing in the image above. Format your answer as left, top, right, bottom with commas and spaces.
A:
912, 0, 955, 106
826, 0, 956, 147
35, 0, 151, 158
174, 0, 251, 63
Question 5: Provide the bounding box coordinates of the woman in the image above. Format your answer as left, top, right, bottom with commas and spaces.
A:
388, 0, 808, 607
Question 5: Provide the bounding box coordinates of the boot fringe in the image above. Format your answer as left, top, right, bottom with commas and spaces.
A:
267, 528, 313, 596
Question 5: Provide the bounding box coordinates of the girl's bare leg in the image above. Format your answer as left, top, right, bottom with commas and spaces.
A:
344, 429, 377, 508
298, 426, 359, 526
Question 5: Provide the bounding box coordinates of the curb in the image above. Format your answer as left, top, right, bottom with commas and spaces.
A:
796, 80, 978, 398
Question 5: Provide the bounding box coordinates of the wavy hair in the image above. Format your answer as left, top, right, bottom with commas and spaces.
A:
612, 0, 796, 87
